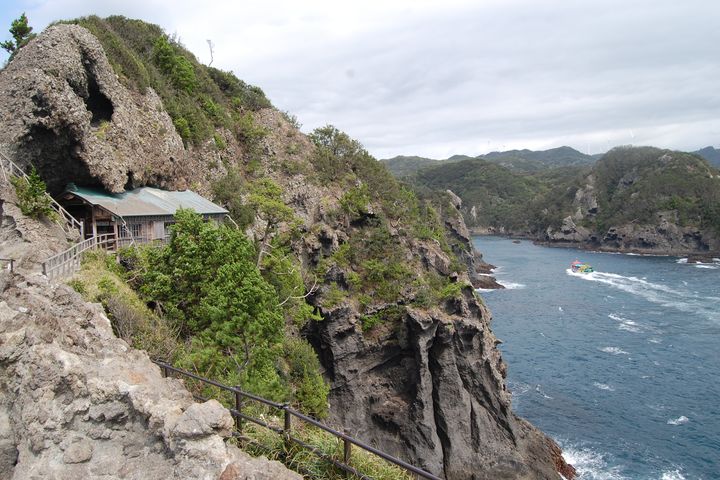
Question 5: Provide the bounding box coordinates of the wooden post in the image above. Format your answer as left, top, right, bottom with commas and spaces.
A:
343, 432, 352, 475
91, 207, 97, 238
234, 390, 243, 435
283, 405, 292, 456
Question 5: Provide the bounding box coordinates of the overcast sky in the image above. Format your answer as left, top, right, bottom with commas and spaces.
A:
1, 0, 718, 159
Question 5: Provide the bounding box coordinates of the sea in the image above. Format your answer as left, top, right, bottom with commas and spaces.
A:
473, 236, 720, 480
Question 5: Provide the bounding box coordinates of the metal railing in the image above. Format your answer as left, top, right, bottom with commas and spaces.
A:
0, 148, 84, 237
41, 233, 116, 280
154, 360, 442, 480
0, 258, 14, 272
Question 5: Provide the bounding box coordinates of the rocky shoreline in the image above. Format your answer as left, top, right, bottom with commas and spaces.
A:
470, 230, 720, 260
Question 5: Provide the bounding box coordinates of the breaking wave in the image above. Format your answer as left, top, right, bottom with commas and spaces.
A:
561, 446, 626, 480
497, 280, 526, 289
667, 415, 689, 426
593, 382, 615, 391
600, 346, 629, 355
567, 269, 720, 322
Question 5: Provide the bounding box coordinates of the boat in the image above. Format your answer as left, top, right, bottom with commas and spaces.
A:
570, 259, 594, 273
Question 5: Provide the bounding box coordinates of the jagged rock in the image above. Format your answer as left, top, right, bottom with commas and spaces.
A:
307, 292, 572, 479
446, 189, 463, 209
545, 216, 591, 243
599, 212, 716, 254
0, 24, 189, 193
0, 271, 301, 480
0, 182, 75, 273
63, 438, 94, 464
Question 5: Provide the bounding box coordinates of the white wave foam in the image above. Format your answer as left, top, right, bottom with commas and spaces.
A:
648, 338, 662, 344
508, 381, 531, 397
695, 264, 718, 269
608, 313, 643, 333
593, 382, 615, 391
667, 415, 689, 425
561, 446, 626, 480
570, 270, 720, 322
474, 287, 495, 292
676, 258, 688, 264
660, 469, 686, 480
600, 346, 629, 355
497, 280, 526, 289
535, 384, 553, 399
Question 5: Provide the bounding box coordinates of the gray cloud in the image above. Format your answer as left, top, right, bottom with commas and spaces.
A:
2, 0, 718, 158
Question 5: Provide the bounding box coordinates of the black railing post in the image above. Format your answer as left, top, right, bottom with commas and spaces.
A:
343, 430, 352, 477
235, 389, 243, 435
283, 404, 292, 455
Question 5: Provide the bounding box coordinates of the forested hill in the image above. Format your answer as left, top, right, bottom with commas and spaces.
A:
695, 146, 720, 168
382, 146, 595, 177
401, 146, 720, 254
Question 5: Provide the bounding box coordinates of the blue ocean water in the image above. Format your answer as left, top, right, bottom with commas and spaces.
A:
473, 236, 720, 480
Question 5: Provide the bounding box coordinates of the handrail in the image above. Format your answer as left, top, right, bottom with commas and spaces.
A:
0, 148, 84, 237
154, 360, 442, 480
41, 233, 116, 280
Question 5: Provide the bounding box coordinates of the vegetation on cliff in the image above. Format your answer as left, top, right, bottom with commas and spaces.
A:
398, 146, 720, 246
63, 15, 271, 147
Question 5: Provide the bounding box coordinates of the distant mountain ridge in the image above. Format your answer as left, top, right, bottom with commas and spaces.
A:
694, 146, 720, 168
382, 146, 596, 176
396, 146, 720, 255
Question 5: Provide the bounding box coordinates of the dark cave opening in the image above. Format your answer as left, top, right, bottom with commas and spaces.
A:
18, 125, 102, 195
124, 171, 135, 190
85, 70, 114, 126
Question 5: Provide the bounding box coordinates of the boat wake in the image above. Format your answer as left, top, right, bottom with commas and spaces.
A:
566, 269, 720, 322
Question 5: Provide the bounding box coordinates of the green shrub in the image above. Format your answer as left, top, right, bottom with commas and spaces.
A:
283, 338, 329, 418
67, 279, 86, 295
439, 282, 464, 300
71, 250, 179, 360
322, 283, 346, 308
213, 132, 226, 150
339, 184, 371, 220
153, 36, 197, 93
11, 167, 55, 219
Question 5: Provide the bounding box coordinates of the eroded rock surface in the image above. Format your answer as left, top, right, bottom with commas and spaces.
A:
308, 289, 572, 479
0, 270, 300, 480
0, 24, 188, 193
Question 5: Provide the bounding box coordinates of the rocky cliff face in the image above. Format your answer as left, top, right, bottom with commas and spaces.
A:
0, 25, 189, 193
543, 174, 720, 255
0, 22, 572, 479
307, 292, 568, 479
0, 195, 300, 479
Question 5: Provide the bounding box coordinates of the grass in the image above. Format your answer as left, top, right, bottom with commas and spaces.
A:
240, 413, 414, 480
68, 250, 179, 360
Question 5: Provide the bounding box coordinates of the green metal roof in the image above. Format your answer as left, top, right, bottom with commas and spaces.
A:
65, 186, 228, 218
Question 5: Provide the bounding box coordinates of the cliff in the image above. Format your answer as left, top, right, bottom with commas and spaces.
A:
0, 20, 571, 479
401, 146, 720, 256
541, 148, 720, 255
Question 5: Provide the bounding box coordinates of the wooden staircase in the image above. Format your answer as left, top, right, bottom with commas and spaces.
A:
0, 147, 84, 237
